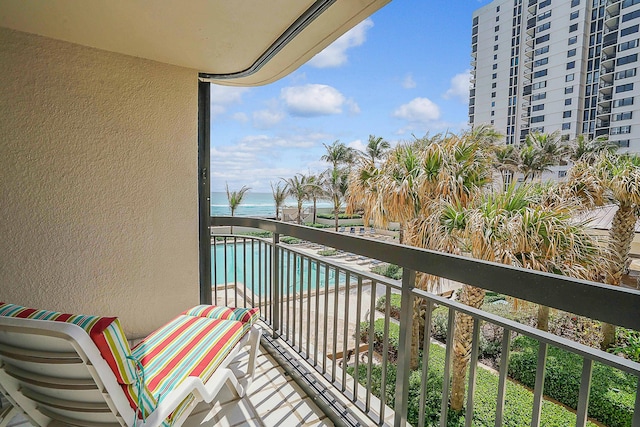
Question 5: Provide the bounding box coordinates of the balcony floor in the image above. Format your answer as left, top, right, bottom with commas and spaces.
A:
2, 343, 333, 427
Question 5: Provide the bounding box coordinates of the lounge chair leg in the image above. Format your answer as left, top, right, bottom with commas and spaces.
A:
246, 325, 262, 384
0, 405, 19, 427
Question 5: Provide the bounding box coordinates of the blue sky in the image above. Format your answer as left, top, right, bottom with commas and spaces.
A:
211, 0, 492, 192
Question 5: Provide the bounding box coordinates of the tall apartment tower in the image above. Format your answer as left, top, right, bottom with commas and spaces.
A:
470, 0, 640, 167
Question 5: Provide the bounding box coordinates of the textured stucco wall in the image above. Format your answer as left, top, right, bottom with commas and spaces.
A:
0, 27, 200, 338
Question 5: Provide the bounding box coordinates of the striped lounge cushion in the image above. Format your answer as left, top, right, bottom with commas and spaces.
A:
131, 313, 248, 424
0, 302, 137, 385
182, 305, 260, 326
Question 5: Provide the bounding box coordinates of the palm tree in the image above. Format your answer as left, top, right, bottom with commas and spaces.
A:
283, 174, 309, 225
567, 134, 618, 165
321, 140, 356, 170
492, 144, 520, 189
518, 131, 567, 182
321, 168, 349, 231
225, 183, 250, 233
305, 174, 324, 225
363, 134, 390, 164
566, 153, 640, 348
439, 183, 601, 411
270, 181, 288, 220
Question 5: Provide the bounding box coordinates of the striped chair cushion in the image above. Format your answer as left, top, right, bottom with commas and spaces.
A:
0, 302, 136, 385
182, 305, 260, 326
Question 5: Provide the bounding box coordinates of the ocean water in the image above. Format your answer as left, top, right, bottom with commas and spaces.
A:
211, 191, 331, 217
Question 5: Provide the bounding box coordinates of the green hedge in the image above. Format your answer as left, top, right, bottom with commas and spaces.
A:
316, 213, 362, 220
348, 334, 598, 426
371, 263, 403, 280
280, 236, 301, 244
303, 222, 332, 228
375, 293, 402, 319
509, 336, 636, 427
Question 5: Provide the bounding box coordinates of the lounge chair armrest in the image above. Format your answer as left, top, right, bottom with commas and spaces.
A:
141, 369, 240, 427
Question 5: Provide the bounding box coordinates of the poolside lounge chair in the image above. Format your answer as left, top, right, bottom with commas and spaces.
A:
0, 302, 261, 427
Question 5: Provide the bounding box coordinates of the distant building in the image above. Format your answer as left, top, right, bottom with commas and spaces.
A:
470, 0, 640, 180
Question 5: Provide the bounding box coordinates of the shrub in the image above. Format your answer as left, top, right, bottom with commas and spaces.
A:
304, 222, 332, 228
371, 263, 403, 280
375, 294, 402, 319
316, 213, 362, 220
347, 340, 598, 426
359, 318, 400, 362
280, 236, 301, 244
509, 335, 636, 427
431, 306, 450, 342
318, 249, 339, 256
240, 231, 272, 238
610, 328, 640, 363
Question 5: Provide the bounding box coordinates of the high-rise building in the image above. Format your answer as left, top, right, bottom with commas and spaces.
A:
470, 0, 639, 175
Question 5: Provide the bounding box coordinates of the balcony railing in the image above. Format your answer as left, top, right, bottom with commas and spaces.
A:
210, 217, 640, 427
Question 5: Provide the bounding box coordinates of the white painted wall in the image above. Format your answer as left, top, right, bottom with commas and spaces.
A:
0, 28, 200, 338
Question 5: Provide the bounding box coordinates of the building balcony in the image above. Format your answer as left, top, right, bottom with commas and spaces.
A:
204, 217, 640, 427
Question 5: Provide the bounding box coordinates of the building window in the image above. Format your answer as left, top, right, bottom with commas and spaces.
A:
615, 68, 637, 79
565, 98, 572, 105
566, 74, 575, 82
491, 110, 495, 116
532, 92, 547, 100
565, 86, 574, 94
569, 23, 578, 32
619, 39, 639, 51
617, 54, 638, 66
616, 83, 634, 92
538, 22, 551, 32
536, 34, 550, 44
533, 81, 547, 89
571, 0, 579, 6
493, 63, 498, 69
623, 0, 640, 7
570, 10, 579, 20
494, 44, 499, 51
534, 58, 549, 67
495, 35, 499, 41
491, 101, 495, 107
613, 111, 633, 120
568, 36, 578, 45
562, 123, 571, 130
621, 24, 640, 36
613, 97, 634, 107
532, 104, 545, 111
496, 15, 499, 21
534, 69, 548, 78
540, 0, 551, 8
492, 82, 497, 88
531, 115, 545, 123
558, 170, 567, 178
535, 46, 550, 55
538, 10, 552, 21
495, 25, 500, 32
496, 5, 500, 11
616, 139, 631, 147
568, 49, 577, 57
567, 61, 576, 69
493, 73, 497, 79
563, 111, 572, 118
491, 92, 496, 98
494, 54, 498, 60
622, 9, 640, 23
611, 125, 632, 134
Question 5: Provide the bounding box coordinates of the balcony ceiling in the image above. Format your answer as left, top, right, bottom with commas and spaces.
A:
0, 0, 389, 86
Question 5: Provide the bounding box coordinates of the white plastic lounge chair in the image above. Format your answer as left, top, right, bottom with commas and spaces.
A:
0, 303, 261, 427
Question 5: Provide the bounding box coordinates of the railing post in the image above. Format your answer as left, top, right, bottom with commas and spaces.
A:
272, 232, 280, 338
394, 267, 416, 427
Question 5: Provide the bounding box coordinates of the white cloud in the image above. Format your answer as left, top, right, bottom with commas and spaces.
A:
210, 84, 250, 116
346, 99, 361, 115
347, 139, 366, 152
281, 84, 346, 116
392, 97, 441, 123
252, 109, 285, 128
231, 112, 248, 123
402, 73, 417, 89
308, 19, 374, 68
443, 70, 472, 103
